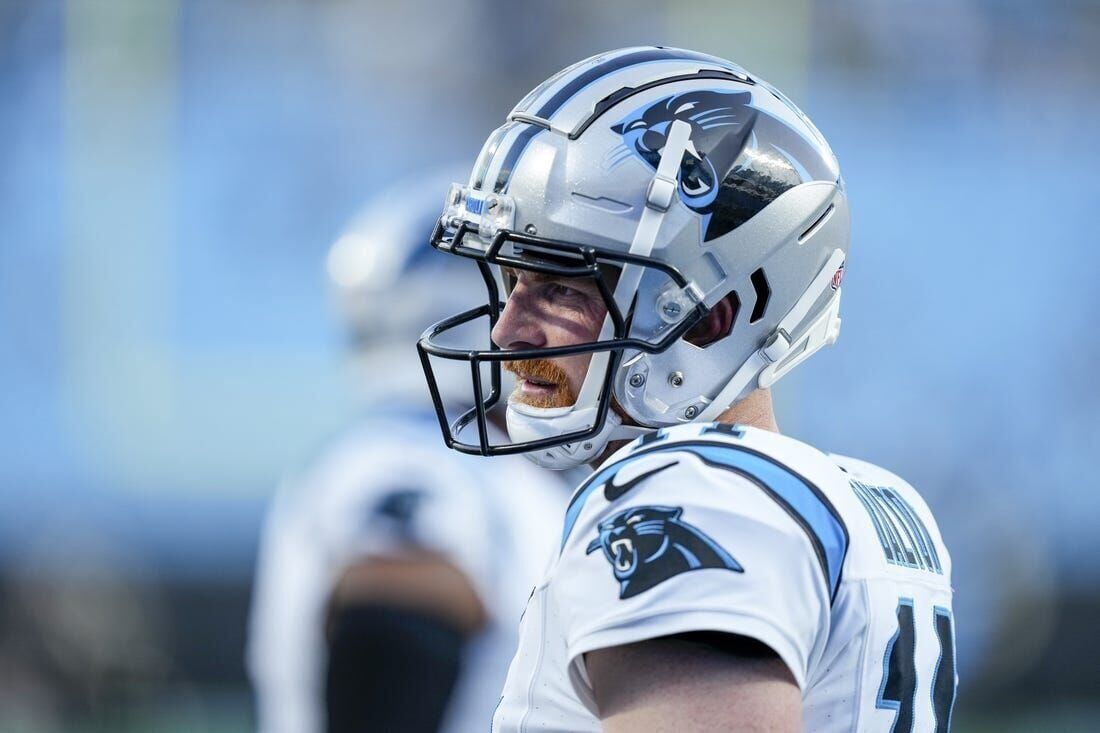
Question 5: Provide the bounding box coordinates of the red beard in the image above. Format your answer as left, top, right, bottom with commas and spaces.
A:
504, 359, 578, 408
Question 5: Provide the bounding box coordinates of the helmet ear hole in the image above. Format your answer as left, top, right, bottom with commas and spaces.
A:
684, 291, 739, 347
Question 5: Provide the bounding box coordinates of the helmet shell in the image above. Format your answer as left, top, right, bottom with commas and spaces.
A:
471, 47, 850, 426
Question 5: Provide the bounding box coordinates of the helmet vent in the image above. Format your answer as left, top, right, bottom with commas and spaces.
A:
798, 203, 835, 244
749, 268, 770, 324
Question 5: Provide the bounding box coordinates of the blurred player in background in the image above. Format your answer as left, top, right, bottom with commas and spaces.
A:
246, 173, 570, 733
419, 48, 958, 731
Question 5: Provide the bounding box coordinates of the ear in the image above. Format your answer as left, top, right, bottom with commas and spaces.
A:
684, 292, 738, 347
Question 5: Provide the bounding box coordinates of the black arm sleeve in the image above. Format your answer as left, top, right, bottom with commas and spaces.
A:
324, 604, 465, 733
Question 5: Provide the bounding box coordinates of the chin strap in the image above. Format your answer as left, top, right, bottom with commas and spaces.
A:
507, 400, 652, 470
696, 248, 846, 422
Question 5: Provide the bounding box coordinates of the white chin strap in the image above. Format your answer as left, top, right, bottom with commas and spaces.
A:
696, 248, 847, 423
506, 401, 647, 470
506, 119, 694, 470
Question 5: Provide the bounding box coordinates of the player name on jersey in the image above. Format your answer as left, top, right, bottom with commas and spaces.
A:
849, 478, 943, 574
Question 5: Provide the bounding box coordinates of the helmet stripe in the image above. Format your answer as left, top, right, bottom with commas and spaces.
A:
490, 124, 543, 194
488, 48, 729, 194
470, 122, 515, 191
532, 47, 722, 120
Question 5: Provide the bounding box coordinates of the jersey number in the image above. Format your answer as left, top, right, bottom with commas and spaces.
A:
876, 598, 957, 732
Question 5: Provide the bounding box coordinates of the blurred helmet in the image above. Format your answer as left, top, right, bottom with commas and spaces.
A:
327, 168, 483, 406
419, 47, 849, 469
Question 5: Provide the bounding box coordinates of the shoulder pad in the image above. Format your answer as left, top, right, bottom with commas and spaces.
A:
564, 423, 850, 601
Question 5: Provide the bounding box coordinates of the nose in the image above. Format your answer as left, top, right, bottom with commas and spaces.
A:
490, 281, 546, 351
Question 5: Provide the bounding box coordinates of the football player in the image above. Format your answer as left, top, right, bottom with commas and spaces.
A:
246, 174, 570, 733
418, 48, 958, 732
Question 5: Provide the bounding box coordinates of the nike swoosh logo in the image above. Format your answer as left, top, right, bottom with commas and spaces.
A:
603, 461, 679, 502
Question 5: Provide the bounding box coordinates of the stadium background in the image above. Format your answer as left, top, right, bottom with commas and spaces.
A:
2, 0, 1098, 730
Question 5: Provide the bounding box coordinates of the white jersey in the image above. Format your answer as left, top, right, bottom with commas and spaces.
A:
247, 411, 569, 733
494, 423, 957, 733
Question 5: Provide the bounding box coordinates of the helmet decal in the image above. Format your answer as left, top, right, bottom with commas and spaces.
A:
610, 89, 803, 242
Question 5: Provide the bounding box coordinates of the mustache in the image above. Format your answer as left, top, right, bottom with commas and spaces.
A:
504, 358, 570, 384
504, 359, 577, 408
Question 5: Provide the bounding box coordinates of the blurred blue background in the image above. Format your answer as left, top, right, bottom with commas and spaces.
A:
1, 1, 1098, 730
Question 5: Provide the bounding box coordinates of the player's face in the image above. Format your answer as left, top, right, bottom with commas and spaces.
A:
492, 268, 608, 408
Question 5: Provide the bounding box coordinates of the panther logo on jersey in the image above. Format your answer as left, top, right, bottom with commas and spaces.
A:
368, 488, 425, 540
586, 505, 742, 599
609, 89, 802, 242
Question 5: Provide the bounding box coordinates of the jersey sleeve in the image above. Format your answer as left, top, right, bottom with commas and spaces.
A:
554, 443, 839, 696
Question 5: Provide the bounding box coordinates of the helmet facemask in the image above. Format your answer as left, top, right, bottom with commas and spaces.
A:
417, 204, 709, 468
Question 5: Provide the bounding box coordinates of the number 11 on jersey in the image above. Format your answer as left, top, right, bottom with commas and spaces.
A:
876, 598, 957, 732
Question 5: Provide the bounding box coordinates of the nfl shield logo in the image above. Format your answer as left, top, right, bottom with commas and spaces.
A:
831, 262, 846, 291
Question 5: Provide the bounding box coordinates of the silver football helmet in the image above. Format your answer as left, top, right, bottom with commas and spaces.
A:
418, 47, 849, 469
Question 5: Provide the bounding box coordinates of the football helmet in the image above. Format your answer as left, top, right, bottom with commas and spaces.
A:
418, 47, 849, 469
327, 168, 483, 405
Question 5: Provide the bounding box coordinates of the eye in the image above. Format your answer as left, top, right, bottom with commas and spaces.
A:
547, 282, 583, 300
625, 119, 646, 132
626, 515, 642, 525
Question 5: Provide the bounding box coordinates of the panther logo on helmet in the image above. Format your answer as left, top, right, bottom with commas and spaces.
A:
586, 504, 743, 599
610, 89, 803, 242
